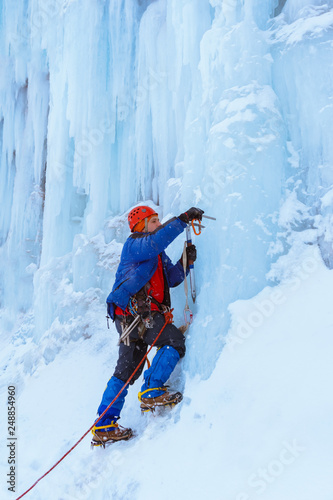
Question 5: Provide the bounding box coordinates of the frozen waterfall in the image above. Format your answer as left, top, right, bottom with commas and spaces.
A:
0, 0, 333, 384
1, 1, 333, 500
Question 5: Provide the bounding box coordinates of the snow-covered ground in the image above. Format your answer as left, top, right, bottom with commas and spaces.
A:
1, 243, 333, 500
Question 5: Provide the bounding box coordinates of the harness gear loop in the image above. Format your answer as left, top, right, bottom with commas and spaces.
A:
118, 314, 141, 346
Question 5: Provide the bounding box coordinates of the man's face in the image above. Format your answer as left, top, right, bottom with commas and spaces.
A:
147, 216, 161, 232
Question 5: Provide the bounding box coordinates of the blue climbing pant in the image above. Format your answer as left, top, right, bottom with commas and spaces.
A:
140, 345, 180, 398
96, 312, 185, 421
97, 376, 128, 425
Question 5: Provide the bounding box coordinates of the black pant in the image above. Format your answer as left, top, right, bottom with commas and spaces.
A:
113, 312, 186, 384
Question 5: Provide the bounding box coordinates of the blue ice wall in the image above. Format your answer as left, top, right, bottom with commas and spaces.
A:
1, 0, 333, 377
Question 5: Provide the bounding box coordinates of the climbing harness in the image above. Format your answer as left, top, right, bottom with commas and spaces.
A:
119, 303, 172, 347
117, 276, 175, 346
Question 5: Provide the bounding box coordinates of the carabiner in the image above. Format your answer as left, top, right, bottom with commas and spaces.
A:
184, 307, 193, 325
191, 218, 202, 235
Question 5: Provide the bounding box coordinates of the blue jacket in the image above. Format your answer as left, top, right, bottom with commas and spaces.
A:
106, 217, 188, 320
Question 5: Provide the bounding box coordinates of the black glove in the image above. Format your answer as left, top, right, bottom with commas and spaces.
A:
179, 207, 204, 223
180, 244, 197, 267
186, 244, 197, 263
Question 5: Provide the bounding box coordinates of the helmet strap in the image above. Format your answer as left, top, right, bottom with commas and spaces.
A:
144, 218, 148, 233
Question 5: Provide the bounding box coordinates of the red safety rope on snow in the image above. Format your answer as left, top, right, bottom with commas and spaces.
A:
16, 312, 173, 500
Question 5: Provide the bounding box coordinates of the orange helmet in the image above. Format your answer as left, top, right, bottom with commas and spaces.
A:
128, 206, 158, 232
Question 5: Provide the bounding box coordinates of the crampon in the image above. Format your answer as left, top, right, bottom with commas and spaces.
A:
90, 422, 133, 448
138, 389, 183, 413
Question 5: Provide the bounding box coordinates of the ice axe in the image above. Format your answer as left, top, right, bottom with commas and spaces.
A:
186, 214, 216, 303
186, 224, 197, 303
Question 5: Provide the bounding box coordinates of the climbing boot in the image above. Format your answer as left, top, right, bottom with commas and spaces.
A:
139, 388, 183, 412
91, 421, 133, 447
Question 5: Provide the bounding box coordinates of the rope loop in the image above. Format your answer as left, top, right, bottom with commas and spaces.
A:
164, 308, 174, 324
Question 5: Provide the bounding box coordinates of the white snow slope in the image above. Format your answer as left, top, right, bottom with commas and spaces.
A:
1, 1, 333, 499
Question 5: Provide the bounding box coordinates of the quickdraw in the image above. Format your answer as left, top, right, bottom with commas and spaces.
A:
183, 304, 193, 325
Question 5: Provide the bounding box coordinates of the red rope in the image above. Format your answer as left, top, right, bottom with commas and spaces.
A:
16, 315, 172, 500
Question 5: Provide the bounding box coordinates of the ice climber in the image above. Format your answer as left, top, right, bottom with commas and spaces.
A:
91, 205, 204, 445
